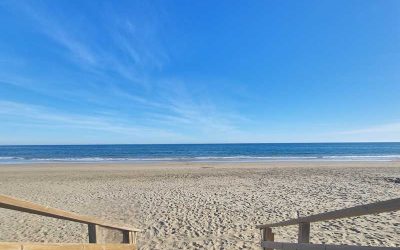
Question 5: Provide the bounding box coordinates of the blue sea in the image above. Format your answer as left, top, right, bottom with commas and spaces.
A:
0, 143, 400, 164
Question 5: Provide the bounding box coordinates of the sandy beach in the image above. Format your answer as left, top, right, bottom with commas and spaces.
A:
0, 161, 399, 249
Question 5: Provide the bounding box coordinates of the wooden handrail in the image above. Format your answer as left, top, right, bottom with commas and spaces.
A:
257, 197, 400, 229
0, 194, 141, 232
257, 197, 400, 250
0, 242, 137, 250
262, 241, 400, 250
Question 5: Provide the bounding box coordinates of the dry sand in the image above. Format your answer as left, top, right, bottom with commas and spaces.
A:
0, 161, 400, 249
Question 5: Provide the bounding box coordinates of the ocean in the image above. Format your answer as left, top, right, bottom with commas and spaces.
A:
0, 143, 400, 163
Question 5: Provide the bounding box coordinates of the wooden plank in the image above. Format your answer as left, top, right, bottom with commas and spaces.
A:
83, 244, 136, 250
130, 231, 136, 245
122, 230, 136, 244
262, 241, 400, 250
0, 194, 141, 232
257, 197, 400, 228
122, 230, 129, 244
262, 228, 274, 250
88, 224, 131, 244
0, 243, 21, 250
298, 222, 310, 243
0, 243, 136, 250
23, 244, 83, 250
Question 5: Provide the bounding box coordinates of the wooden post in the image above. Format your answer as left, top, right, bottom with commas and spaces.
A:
262, 227, 274, 250
122, 230, 136, 244
88, 223, 98, 243
298, 222, 310, 243
131, 231, 137, 244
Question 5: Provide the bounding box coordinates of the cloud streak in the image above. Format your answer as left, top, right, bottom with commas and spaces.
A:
0, 1, 253, 144
14, 1, 166, 87
0, 101, 182, 139
17, 3, 97, 66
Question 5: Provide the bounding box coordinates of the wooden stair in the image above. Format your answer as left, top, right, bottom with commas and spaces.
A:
0, 195, 141, 250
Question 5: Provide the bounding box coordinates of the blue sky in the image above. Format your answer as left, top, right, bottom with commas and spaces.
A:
0, 0, 399, 144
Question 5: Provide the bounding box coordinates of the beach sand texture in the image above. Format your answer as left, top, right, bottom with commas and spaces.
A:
0, 161, 399, 249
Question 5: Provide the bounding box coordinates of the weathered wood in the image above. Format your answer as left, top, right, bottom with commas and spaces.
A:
122, 230, 137, 244
262, 227, 274, 250
257, 197, 400, 229
0, 242, 137, 250
0, 194, 141, 232
298, 222, 310, 243
0, 243, 20, 250
122, 230, 130, 244
89, 225, 132, 244
262, 228, 267, 250
131, 232, 136, 245
262, 241, 400, 250
257, 197, 400, 249
133, 232, 137, 244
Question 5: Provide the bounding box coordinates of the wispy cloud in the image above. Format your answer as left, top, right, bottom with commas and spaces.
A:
17, 3, 97, 66
0, 100, 183, 140
104, 78, 247, 135
12, 1, 166, 87
0, 1, 252, 144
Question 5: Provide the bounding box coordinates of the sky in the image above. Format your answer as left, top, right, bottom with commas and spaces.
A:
0, 0, 399, 144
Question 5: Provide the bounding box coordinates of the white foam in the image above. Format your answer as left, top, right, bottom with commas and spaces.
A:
0, 155, 399, 164
0, 156, 23, 160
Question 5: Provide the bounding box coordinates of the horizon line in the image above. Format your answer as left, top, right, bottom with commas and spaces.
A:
0, 141, 399, 146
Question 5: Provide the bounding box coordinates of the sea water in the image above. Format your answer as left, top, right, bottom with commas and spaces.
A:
0, 143, 400, 163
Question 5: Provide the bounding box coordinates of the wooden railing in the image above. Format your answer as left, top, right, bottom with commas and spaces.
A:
256, 197, 400, 250
0, 194, 142, 249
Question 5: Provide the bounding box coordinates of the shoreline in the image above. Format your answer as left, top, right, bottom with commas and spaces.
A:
1, 158, 400, 166
1, 160, 400, 167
